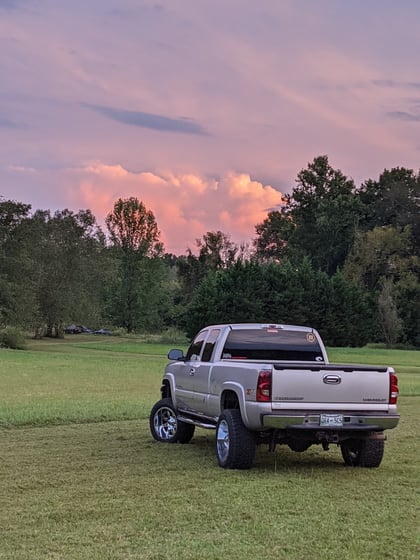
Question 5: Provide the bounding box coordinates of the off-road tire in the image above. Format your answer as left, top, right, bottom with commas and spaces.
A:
216, 409, 256, 469
341, 438, 384, 468
149, 398, 195, 444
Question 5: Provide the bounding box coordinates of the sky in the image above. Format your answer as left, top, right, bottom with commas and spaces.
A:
1, 0, 419, 254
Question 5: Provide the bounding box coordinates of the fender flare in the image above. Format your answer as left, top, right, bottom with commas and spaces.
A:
220, 381, 250, 426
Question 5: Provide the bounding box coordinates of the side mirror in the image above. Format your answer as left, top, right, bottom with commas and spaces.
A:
168, 348, 185, 361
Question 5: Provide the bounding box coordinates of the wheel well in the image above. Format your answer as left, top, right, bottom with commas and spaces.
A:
161, 380, 171, 399
221, 390, 240, 411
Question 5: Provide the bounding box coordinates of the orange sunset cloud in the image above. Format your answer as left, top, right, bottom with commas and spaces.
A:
66, 163, 284, 254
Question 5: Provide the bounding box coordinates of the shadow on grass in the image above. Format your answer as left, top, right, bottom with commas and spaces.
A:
132, 428, 348, 474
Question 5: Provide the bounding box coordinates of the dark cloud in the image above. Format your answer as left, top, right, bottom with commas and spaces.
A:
0, 0, 21, 11
0, 116, 26, 129
81, 103, 208, 135
387, 111, 420, 122
373, 79, 420, 90
373, 79, 396, 88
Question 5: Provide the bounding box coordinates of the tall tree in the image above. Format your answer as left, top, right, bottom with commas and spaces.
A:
185, 259, 373, 345
2, 206, 107, 336
33, 209, 107, 337
0, 198, 31, 241
289, 155, 361, 274
343, 225, 420, 346
176, 231, 243, 308
253, 207, 293, 262
0, 199, 32, 326
343, 226, 415, 292
253, 156, 361, 274
357, 167, 420, 247
378, 279, 402, 348
106, 197, 163, 256
105, 197, 165, 333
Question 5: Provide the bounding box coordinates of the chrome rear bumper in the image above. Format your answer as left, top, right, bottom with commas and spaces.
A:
262, 413, 400, 431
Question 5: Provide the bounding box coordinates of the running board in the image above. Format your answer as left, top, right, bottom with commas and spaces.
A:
177, 415, 216, 430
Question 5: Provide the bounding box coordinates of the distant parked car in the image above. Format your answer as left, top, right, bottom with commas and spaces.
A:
65, 324, 93, 334
94, 328, 113, 335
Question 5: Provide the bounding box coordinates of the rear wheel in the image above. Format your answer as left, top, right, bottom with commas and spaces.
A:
341, 438, 384, 468
149, 398, 195, 444
216, 409, 256, 469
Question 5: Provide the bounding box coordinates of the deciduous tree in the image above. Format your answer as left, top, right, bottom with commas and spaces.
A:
105, 197, 165, 333
253, 156, 361, 274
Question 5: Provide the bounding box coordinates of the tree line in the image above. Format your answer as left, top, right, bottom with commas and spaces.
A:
1, 155, 419, 347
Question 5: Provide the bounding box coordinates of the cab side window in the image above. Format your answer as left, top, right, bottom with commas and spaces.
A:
201, 329, 220, 362
185, 330, 208, 361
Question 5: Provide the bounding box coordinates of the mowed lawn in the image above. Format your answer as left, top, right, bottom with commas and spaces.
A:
0, 336, 419, 560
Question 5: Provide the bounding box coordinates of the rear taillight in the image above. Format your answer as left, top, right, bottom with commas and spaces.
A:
256, 369, 271, 402
389, 372, 399, 404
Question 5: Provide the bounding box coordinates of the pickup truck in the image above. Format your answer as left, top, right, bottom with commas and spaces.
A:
149, 323, 399, 469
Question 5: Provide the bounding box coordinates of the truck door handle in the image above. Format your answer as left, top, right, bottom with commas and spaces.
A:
323, 374, 341, 385
189, 368, 195, 375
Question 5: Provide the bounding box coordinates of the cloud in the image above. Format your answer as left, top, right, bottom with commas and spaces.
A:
8, 164, 37, 173
64, 162, 284, 254
387, 111, 420, 122
373, 79, 420, 90
81, 103, 208, 135
0, 0, 21, 11
0, 117, 26, 129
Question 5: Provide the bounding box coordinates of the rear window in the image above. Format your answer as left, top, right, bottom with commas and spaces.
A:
222, 328, 324, 362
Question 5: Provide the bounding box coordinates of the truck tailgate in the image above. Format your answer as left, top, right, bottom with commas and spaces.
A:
271, 364, 390, 408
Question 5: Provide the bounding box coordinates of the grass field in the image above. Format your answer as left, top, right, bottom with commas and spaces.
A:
0, 336, 419, 559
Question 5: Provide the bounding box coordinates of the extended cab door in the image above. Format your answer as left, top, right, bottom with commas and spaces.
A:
191, 328, 221, 413
172, 329, 208, 412
173, 328, 221, 415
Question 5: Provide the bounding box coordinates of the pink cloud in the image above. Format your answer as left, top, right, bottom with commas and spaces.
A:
65, 162, 284, 254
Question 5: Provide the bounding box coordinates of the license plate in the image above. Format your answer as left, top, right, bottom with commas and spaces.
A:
319, 414, 343, 427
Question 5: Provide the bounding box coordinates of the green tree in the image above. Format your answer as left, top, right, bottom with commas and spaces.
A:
176, 231, 243, 309
186, 259, 373, 345
105, 197, 165, 333
357, 167, 420, 249
343, 226, 414, 292
289, 156, 361, 274
1, 206, 107, 336
253, 156, 361, 274
344, 225, 420, 346
394, 272, 420, 346
253, 207, 293, 262
32, 209, 106, 337
378, 279, 402, 348
0, 198, 31, 241
0, 199, 32, 326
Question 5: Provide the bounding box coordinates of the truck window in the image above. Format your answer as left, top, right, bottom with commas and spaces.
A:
186, 330, 208, 361
201, 329, 220, 362
222, 329, 324, 362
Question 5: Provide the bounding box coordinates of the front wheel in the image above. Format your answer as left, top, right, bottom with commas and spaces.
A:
149, 398, 195, 444
216, 409, 256, 469
340, 438, 384, 468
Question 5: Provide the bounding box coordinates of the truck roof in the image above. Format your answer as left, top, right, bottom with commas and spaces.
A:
201, 323, 316, 333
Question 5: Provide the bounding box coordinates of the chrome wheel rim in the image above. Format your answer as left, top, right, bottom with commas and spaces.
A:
216, 419, 229, 462
154, 406, 177, 440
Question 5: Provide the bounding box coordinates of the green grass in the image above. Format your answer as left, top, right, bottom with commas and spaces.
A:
0, 337, 419, 559
0, 336, 168, 427
328, 346, 420, 396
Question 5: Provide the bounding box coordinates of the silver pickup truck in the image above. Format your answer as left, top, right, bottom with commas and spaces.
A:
149, 323, 399, 469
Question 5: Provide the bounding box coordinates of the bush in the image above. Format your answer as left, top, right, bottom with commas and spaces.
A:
0, 327, 27, 350
159, 327, 189, 345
